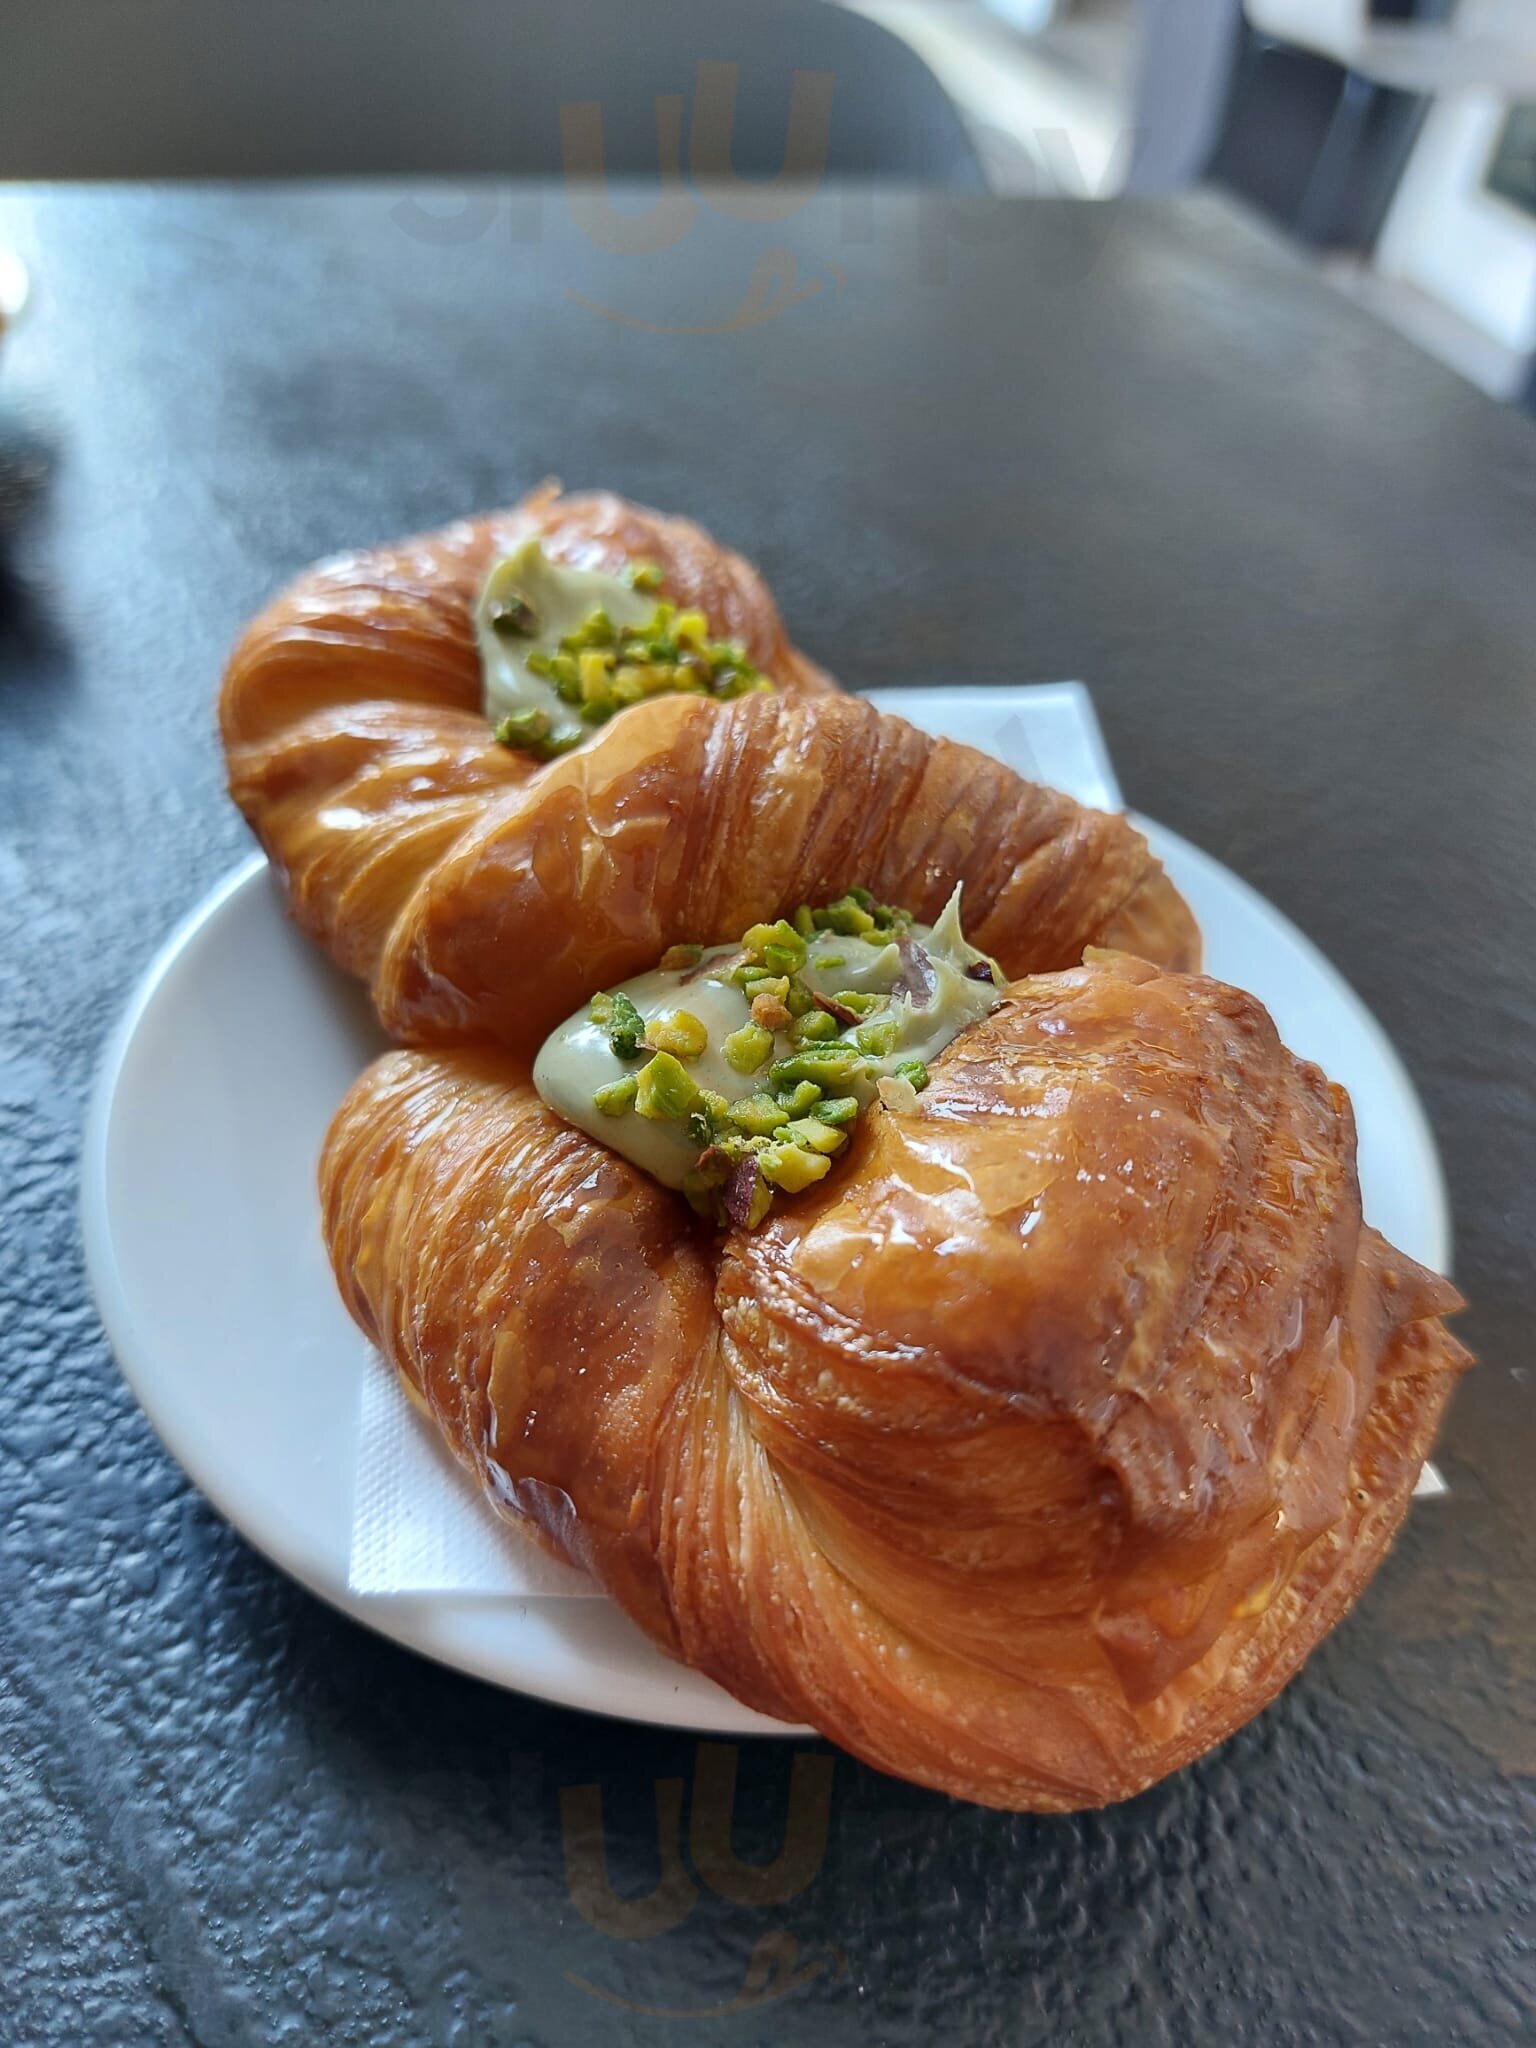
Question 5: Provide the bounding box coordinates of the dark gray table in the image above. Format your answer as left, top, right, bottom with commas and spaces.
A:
1, 183, 1531, 2048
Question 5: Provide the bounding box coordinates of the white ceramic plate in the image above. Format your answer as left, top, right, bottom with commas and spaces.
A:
82, 811, 1450, 1737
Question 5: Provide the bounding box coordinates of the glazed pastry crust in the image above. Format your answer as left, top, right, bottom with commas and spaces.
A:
321, 952, 1467, 1810
222, 489, 1198, 1056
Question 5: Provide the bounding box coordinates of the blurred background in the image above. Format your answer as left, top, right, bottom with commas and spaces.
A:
1, 0, 1533, 402
868, 0, 1536, 405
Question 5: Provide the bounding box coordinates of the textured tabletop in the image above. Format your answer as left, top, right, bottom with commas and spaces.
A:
0, 183, 1531, 2047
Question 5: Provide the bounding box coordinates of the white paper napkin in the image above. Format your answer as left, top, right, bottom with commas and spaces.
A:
347, 681, 1442, 1599
349, 1342, 595, 1596
863, 681, 1125, 814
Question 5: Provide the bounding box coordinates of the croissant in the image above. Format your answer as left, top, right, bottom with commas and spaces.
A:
224, 489, 1465, 1808
322, 952, 1467, 1810
221, 487, 1198, 1054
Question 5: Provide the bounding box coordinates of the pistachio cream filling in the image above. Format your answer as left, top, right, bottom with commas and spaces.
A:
532, 886, 1004, 1229
476, 538, 771, 759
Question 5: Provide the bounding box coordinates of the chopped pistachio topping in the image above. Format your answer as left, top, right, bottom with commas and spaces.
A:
634, 1051, 700, 1121
589, 989, 646, 1061
790, 1010, 839, 1046
543, 591, 771, 727
593, 1074, 638, 1116
479, 541, 771, 760
759, 1142, 831, 1193
648, 1009, 708, 1060
722, 1023, 773, 1075
533, 882, 1004, 1231
492, 706, 558, 751
744, 973, 790, 1003
726, 1093, 790, 1137
777, 1079, 824, 1118
769, 1046, 865, 1090
854, 1018, 900, 1059
815, 1094, 860, 1127
783, 1117, 847, 1156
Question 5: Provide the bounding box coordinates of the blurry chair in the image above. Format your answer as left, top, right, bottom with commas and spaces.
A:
1125, 0, 1248, 194
1126, 1, 1457, 248
1128, 0, 1536, 398
0, 0, 983, 186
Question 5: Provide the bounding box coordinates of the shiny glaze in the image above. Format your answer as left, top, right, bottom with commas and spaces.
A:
219, 491, 1198, 1060
321, 952, 1468, 1810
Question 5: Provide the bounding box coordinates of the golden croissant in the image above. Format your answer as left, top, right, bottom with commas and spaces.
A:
221, 485, 1197, 1053
224, 488, 1467, 1809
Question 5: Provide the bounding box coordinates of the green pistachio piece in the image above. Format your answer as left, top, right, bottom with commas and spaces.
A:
658, 942, 704, 971
592, 1075, 638, 1117
758, 1143, 832, 1193
770, 1048, 865, 1090
492, 706, 552, 750
855, 1019, 900, 1059
578, 650, 612, 700
894, 1058, 931, 1093
775, 1079, 824, 1117
816, 897, 877, 937
634, 1052, 701, 1121
743, 920, 807, 972
722, 1023, 773, 1076
783, 1118, 847, 1156
628, 561, 665, 592
726, 1093, 790, 1137
833, 989, 885, 1020
792, 905, 817, 940
743, 974, 790, 1004
590, 989, 646, 1060
783, 979, 814, 1017
814, 1094, 860, 1127
791, 1011, 838, 1046
648, 1009, 708, 1060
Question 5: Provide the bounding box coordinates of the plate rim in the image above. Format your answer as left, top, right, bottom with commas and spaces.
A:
79, 850, 804, 1735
